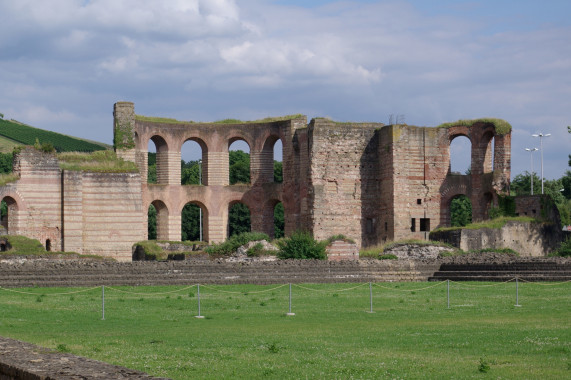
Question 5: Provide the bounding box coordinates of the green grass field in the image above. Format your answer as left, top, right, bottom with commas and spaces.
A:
0, 281, 569, 379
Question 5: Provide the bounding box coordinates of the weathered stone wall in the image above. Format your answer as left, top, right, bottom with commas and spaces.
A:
429, 221, 563, 257
326, 240, 359, 261
0, 149, 145, 261
2, 148, 62, 251
0, 259, 441, 287
307, 119, 381, 245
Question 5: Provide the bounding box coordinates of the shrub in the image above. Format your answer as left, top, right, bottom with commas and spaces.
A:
277, 231, 327, 260
205, 232, 270, 256
552, 237, 571, 257
246, 243, 265, 257
378, 254, 398, 260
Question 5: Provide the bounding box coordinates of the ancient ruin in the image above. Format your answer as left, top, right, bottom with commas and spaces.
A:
0, 101, 512, 260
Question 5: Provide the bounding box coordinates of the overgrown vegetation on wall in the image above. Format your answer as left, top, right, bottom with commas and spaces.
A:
113, 121, 135, 150
276, 231, 327, 260
58, 151, 138, 173
135, 114, 304, 124
437, 118, 512, 135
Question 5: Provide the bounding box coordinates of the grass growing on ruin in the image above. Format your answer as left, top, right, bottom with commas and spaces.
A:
58, 150, 138, 173
0, 172, 18, 186
0, 282, 570, 379
432, 216, 537, 233
437, 118, 512, 135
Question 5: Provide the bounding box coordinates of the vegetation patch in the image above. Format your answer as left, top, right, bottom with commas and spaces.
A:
550, 236, 571, 257
0, 118, 107, 152
0, 172, 18, 186
432, 216, 537, 233
0, 235, 45, 254
437, 118, 512, 135
135, 114, 304, 125
205, 232, 270, 256
58, 150, 138, 173
325, 234, 356, 244
276, 231, 327, 260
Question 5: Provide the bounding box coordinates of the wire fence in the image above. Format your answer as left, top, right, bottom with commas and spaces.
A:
1, 278, 570, 320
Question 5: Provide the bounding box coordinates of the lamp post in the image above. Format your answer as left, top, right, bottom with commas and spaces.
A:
532, 133, 550, 194
524, 148, 538, 195
198, 159, 202, 242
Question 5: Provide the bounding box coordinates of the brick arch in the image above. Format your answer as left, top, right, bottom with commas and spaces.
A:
179, 137, 209, 185
254, 134, 283, 184
448, 132, 472, 175
440, 181, 471, 227
181, 200, 209, 242
260, 198, 283, 238
0, 194, 22, 234
148, 199, 170, 241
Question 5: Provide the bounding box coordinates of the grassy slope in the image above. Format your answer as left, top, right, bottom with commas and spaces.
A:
0, 282, 569, 379
0, 119, 108, 153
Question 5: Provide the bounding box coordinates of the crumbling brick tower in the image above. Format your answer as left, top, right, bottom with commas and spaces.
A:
114, 102, 510, 248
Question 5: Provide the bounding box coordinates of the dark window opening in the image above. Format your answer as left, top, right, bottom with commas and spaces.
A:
366, 218, 373, 234
532, 209, 536, 214
385, 222, 388, 232
420, 218, 430, 232
411, 218, 416, 232
417, 199, 422, 205
45, 239, 51, 252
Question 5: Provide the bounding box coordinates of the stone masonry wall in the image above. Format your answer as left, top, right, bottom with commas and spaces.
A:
429, 221, 563, 257
307, 119, 381, 246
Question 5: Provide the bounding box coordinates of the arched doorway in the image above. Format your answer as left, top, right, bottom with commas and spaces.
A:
1, 196, 18, 234
229, 139, 251, 184
181, 202, 207, 242
148, 200, 169, 240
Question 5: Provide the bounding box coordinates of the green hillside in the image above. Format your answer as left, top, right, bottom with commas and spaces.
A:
0, 118, 109, 153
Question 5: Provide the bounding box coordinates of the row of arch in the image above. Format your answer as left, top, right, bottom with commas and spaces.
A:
147, 199, 285, 241
144, 132, 284, 186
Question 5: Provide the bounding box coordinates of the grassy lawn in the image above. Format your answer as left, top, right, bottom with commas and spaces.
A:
0, 281, 570, 379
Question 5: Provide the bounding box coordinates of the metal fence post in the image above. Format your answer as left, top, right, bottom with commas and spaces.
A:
286, 283, 295, 316
195, 284, 204, 318
101, 286, 105, 320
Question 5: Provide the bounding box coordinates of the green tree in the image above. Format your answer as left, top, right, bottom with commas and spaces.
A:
148, 204, 156, 240
181, 203, 201, 241
229, 150, 250, 184
511, 171, 542, 196
450, 195, 472, 227
274, 161, 283, 183
0, 152, 13, 174
228, 203, 250, 237
274, 202, 284, 238
147, 153, 156, 184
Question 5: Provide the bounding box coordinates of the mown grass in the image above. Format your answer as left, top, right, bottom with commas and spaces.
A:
0, 282, 569, 379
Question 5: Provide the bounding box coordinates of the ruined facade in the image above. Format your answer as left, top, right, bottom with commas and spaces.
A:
0, 101, 511, 260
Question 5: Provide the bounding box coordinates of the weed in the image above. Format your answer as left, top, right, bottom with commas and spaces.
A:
478, 357, 490, 373
56, 344, 71, 353
267, 343, 280, 353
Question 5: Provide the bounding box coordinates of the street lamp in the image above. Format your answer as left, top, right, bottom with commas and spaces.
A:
532, 133, 551, 194
198, 159, 202, 242
524, 148, 538, 195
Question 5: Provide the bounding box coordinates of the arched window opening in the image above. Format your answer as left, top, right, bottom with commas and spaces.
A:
273, 138, 283, 183
229, 139, 250, 184
228, 202, 250, 238
274, 202, 284, 238
450, 194, 472, 227
45, 239, 51, 252
148, 200, 168, 240
148, 136, 168, 184
182, 202, 205, 242
181, 140, 206, 185
449, 136, 471, 175
1, 197, 17, 234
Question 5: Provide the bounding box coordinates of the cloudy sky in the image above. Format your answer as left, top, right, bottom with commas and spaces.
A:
1, 0, 570, 179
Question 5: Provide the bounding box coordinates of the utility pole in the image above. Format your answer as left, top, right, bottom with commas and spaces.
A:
532, 133, 550, 194
524, 148, 538, 195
